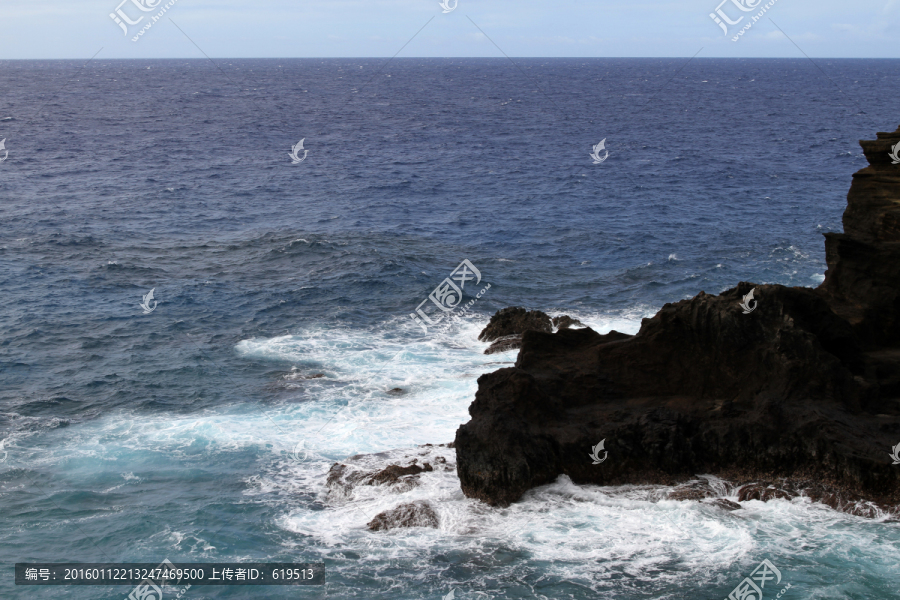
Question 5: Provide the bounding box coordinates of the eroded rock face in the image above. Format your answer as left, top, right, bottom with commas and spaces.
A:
551, 315, 584, 330
478, 307, 552, 342
705, 498, 742, 511
728, 479, 889, 518
484, 334, 525, 355
479, 308, 584, 354
327, 458, 436, 498
667, 479, 721, 501
455, 125, 900, 512
822, 125, 900, 346
367, 501, 439, 531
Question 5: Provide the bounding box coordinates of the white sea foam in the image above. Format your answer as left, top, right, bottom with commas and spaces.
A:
233, 317, 899, 594
549, 307, 653, 336
11, 315, 896, 598
268, 441, 899, 596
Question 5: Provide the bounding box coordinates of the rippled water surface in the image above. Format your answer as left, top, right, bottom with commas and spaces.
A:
1, 58, 899, 599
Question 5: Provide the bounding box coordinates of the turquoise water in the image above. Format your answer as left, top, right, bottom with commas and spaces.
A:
1, 58, 899, 599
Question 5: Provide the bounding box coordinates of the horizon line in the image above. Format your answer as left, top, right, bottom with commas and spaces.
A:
2, 56, 899, 61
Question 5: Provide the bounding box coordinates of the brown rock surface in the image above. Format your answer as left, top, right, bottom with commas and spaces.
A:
367, 501, 439, 531
326, 459, 433, 497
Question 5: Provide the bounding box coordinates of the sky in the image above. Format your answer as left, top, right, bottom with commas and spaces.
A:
0, 0, 897, 59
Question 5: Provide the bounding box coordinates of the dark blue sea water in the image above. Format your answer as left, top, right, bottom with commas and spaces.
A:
1, 58, 899, 600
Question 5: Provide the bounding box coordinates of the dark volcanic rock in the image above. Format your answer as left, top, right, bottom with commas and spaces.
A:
326, 459, 433, 496
737, 483, 795, 502
478, 307, 552, 342
367, 461, 433, 485
455, 125, 900, 512
480, 308, 584, 354
821, 125, 900, 347
552, 315, 584, 330
667, 479, 719, 501
484, 334, 525, 355
367, 501, 439, 531
704, 498, 742, 511
730, 479, 893, 518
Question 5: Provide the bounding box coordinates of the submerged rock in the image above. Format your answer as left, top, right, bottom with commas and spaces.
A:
704, 498, 742, 511
326, 459, 433, 497
667, 479, 720, 501
456, 125, 900, 513
737, 483, 794, 503
367, 461, 433, 485
367, 501, 439, 531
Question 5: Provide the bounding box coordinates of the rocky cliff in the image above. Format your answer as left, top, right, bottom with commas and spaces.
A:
455, 125, 900, 511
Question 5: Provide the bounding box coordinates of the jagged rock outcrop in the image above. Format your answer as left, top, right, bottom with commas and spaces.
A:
478, 307, 551, 354
478, 307, 553, 342
367, 501, 439, 531
327, 458, 434, 498
456, 125, 900, 512
483, 334, 525, 355
822, 125, 900, 346
551, 315, 584, 330
478, 307, 584, 354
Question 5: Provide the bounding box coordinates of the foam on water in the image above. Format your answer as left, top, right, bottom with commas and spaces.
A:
3, 311, 900, 598
231, 309, 651, 457
269, 446, 900, 598
231, 316, 900, 597
4, 57, 900, 599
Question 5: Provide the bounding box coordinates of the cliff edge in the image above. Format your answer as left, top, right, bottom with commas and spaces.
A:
455, 125, 900, 510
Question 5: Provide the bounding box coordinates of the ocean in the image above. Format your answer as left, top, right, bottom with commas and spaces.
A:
1, 57, 898, 599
